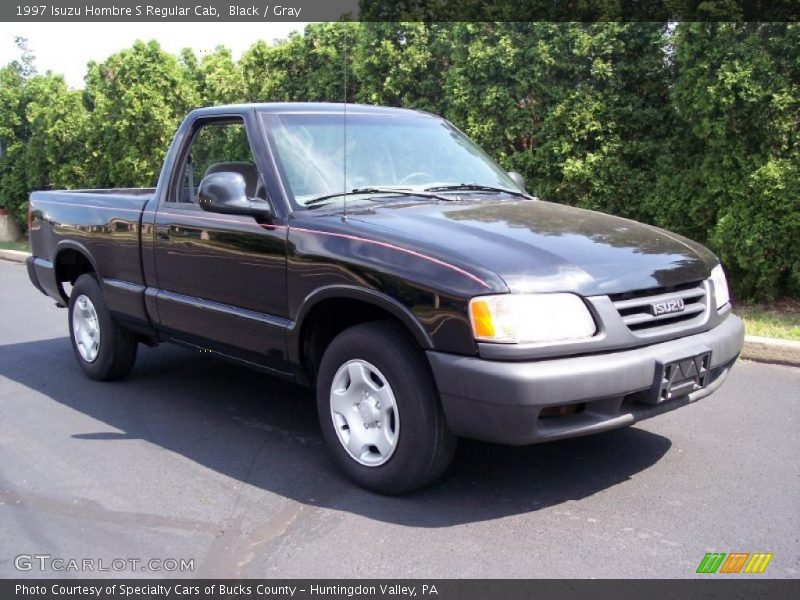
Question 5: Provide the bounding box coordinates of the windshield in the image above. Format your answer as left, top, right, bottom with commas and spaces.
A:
260, 111, 519, 208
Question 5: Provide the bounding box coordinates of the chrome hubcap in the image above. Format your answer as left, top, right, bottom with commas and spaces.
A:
72, 294, 100, 362
330, 359, 399, 467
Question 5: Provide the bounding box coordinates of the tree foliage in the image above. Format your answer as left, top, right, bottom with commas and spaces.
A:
0, 24, 796, 300
83, 40, 195, 188
354, 23, 451, 112
240, 23, 356, 103
23, 74, 88, 192
672, 23, 800, 299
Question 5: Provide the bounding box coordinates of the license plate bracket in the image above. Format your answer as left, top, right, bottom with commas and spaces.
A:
656, 351, 712, 403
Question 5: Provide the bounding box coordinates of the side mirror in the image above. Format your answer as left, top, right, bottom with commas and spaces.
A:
508, 171, 526, 191
197, 172, 271, 218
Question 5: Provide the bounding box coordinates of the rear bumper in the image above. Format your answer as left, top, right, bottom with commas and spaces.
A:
26, 256, 63, 305
427, 315, 744, 445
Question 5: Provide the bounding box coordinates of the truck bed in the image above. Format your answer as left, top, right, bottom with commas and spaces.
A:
28, 188, 154, 293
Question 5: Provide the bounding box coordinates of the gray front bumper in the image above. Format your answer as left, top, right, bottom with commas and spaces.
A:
427, 315, 744, 445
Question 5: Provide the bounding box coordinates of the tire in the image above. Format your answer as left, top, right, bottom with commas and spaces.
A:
316, 321, 457, 494
68, 274, 138, 381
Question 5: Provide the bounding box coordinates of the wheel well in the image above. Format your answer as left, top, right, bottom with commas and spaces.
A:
300, 298, 421, 380
55, 248, 95, 300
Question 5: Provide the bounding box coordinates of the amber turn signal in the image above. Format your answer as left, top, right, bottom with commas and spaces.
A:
469, 299, 495, 338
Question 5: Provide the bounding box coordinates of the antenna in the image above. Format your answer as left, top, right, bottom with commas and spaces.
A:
342, 25, 348, 221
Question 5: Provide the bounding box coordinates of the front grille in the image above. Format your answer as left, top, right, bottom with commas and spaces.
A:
610, 280, 708, 333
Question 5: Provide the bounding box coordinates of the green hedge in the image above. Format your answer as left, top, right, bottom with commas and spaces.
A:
0, 23, 797, 301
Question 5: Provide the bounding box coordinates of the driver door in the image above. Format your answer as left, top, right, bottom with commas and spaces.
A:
152, 115, 291, 372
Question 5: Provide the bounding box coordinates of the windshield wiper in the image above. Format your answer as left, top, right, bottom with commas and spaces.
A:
305, 187, 453, 207
424, 183, 531, 199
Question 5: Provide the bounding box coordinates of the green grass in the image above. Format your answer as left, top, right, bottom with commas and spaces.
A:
736, 301, 800, 341
0, 239, 29, 252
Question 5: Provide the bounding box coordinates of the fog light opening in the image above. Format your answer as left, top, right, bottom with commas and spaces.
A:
538, 403, 586, 419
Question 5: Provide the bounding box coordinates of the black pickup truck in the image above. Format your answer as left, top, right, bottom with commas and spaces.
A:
27, 103, 744, 493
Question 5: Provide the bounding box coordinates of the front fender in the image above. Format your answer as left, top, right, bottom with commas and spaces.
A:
287, 285, 433, 365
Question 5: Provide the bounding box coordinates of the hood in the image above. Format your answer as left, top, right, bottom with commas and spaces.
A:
345, 199, 718, 296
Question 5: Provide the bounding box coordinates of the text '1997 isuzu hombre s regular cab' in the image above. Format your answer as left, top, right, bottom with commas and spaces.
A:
27, 103, 744, 494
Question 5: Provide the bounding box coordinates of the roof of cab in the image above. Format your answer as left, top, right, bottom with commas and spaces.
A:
188, 102, 435, 118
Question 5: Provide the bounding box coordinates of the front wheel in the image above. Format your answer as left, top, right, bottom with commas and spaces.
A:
316, 321, 457, 494
68, 274, 138, 381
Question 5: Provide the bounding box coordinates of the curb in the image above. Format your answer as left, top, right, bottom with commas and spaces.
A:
2, 247, 797, 367
0, 248, 29, 263
741, 335, 800, 368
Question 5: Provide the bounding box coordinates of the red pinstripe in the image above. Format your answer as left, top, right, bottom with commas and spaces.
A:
290, 226, 491, 289
33, 199, 143, 213
33, 199, 491, 289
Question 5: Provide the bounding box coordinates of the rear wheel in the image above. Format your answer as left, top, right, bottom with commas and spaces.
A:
316, 321, 457, 494
68, 274, 138, 381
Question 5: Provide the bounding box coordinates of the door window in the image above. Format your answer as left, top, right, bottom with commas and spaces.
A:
172, 119, 266, 204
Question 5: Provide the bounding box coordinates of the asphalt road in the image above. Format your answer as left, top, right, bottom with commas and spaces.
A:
1, 259, 798, 579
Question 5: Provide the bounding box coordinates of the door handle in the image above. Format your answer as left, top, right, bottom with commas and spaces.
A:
156, 226, 170, 241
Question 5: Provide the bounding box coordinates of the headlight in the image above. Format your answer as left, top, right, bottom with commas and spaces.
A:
709, 264, 730, 310
468, 293, 596, 344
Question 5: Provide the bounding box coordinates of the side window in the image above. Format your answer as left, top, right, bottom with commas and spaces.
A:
172, 119, 266, 204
